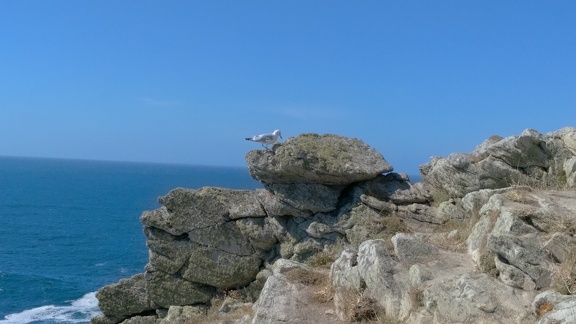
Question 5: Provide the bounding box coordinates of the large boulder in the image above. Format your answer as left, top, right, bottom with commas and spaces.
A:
246, 133, 393, 185
94, 274, 155, 323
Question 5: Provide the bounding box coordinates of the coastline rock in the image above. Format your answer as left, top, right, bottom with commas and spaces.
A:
421, 128, 576, 199
93, 127, 576, 324
246, 133, 392, 185
94, 274, 155, 323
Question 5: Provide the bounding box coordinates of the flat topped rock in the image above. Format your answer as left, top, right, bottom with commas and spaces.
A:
246, 133, 392, 185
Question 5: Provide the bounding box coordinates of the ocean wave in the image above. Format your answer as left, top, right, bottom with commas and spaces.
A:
0, 292, 100, 324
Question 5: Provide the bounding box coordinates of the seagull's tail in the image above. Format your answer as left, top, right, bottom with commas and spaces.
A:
245, 138, 252, 141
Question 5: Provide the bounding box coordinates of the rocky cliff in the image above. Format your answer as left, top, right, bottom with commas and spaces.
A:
92, 130, 576, 324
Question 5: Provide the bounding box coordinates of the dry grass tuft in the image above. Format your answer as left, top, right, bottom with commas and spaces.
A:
185, 289, 254, 324
409, 286, 424, 310
504, 187, 539, 206
351, 297, 379, 322
432, 219, 470, 252
306, 250, 336, 268
553, 250, 576, 295
314, 284, 333, 304
536, 300, 554, 318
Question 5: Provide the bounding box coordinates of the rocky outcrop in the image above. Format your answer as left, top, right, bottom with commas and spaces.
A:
93, 128, 576, 324
421, 127, 576, 198
246, 133, 393, 185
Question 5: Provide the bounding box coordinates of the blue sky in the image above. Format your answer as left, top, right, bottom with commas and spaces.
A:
1, 1, 575, 175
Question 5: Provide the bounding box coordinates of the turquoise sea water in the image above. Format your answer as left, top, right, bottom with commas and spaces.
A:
0, 156, 261, 323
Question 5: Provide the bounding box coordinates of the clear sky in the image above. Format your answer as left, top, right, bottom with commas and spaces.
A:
1, 1, 575, 175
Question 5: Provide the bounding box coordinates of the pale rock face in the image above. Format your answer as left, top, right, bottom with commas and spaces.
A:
330, 240, 407, 321
421, 274, 535, 323
421, 128, 576, 199
533, 290, 576, 324
392, 233, 439, 263
251, 259, 335, 324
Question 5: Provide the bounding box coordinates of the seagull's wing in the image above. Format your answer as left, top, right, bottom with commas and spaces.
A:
258, 134, 275, 143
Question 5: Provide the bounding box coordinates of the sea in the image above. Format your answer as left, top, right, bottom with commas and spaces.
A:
0, 156, 262, 324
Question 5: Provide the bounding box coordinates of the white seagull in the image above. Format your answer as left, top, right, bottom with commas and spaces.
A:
246, 130, 282, 149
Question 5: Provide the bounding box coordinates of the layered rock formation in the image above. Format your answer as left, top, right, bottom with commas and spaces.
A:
93, 129, 576, 324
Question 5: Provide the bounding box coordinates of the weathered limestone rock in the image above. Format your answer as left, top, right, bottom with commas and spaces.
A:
95, 274, 155, 323
158, 305, 207, 324
331, 240, 406, 321
466, 188, 576, 290
544, 233, 576, 263
267, 183, 343, 214
144, 226, 263, 290
252, 259, 337, 324
236, 217, 278, 251
119, 316, 158, 324
488, 234, 551, 289
397, 203, 444, 224
420, 274, 536, 323
421, 128, 576, 199
141, 187, 266, 235
391, 233, 439, 263
533, 290, 576, 324
246, 133, 392, 185
363, 173, 430, 205
179, 244, 262, 289
145, 271, 214, 307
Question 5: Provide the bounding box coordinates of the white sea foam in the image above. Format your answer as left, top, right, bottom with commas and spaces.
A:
0, 292, 101, 324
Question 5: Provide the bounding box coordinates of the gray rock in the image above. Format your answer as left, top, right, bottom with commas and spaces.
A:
95, 274, 154, 322
145, 271, 214, 308
359, 194, 397, 213
120, 316, 158, 324
544, 233, 576, 263
236, 218, 278, 251
144, 227, 194, 275
488, 234, 551, 289
252, 259, 336, 324
421, 273, 536, 323
363, 173, 430, 205
158, 305, 207, 324
246, 133, 392, 185
421, 128, 576, 199
254, 189, 309, 217
179, 244, 262, 289
267, 183, 343, 214
533, 290, 576, 324
397, 203, 445, 224
391, 233, 439, 263
331, 240, 405, 321
494, 255, 536, 290
436, 200, 466, 221
330, 248, 362, 321
540, 298, 576, 324
340, 204, 388, 247
141, 187, 266, 235
188, 221, 254, 256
